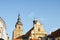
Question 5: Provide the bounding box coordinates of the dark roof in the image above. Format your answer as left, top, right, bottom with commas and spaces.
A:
51, 28, 60, 37
25, 27, 34, 37
17, 35, 27, 39
16, 14, 22, 25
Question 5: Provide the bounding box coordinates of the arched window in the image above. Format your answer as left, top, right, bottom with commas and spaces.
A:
19, 26, 20, 29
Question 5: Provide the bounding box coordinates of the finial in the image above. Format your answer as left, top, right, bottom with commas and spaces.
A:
18, 13, 21, 21
33, 17, 36, 24
18, 13, 20, 18
34, 16, 37, 20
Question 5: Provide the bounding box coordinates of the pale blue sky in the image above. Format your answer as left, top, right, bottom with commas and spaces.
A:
0, 0, 60, 40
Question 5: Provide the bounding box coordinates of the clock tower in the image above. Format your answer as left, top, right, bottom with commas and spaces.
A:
12, 14, 23, 40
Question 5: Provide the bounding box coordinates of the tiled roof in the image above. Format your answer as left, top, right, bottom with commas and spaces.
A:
25, 27, 34, 37
51, 28, 60, 37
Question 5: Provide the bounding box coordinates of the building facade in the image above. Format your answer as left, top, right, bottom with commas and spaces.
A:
24, 19, 47, 40
0, 17, 9, 40
31, 19, 46, 39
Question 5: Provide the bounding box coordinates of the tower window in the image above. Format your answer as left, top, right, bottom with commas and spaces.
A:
38, 28, 40, 31
19, 27, 20, 29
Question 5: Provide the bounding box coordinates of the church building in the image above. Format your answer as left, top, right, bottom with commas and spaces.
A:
12, 14, 23, 40
12, 14, 47, 40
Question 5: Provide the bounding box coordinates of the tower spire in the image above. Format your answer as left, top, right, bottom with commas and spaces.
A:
16, 13, 22, 25
13, 13, 23, 39
17, 13, 21, 22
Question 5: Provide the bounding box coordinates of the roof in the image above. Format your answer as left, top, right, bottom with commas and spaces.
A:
25, 27, 34, 37
51, 28, 60, 37
17, 35, 27, 39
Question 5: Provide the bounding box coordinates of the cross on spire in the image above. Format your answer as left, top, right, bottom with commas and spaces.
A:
34, 16, 37, 20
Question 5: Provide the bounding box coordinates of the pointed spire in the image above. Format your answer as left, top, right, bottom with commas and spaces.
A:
16, 13, 22, 25
17, 13, 21, 22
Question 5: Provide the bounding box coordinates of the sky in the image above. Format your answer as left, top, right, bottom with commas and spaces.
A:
0, 0, 60, 40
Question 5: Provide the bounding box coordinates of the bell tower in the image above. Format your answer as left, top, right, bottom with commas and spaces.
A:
12, 14, 23, 40
31, 19, 46, 39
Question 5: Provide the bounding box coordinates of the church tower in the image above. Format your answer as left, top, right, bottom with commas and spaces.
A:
12, 14, 23, 40
30, 19, 46, 39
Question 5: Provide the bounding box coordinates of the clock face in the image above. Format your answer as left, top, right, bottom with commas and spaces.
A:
0, 21, 3, 27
